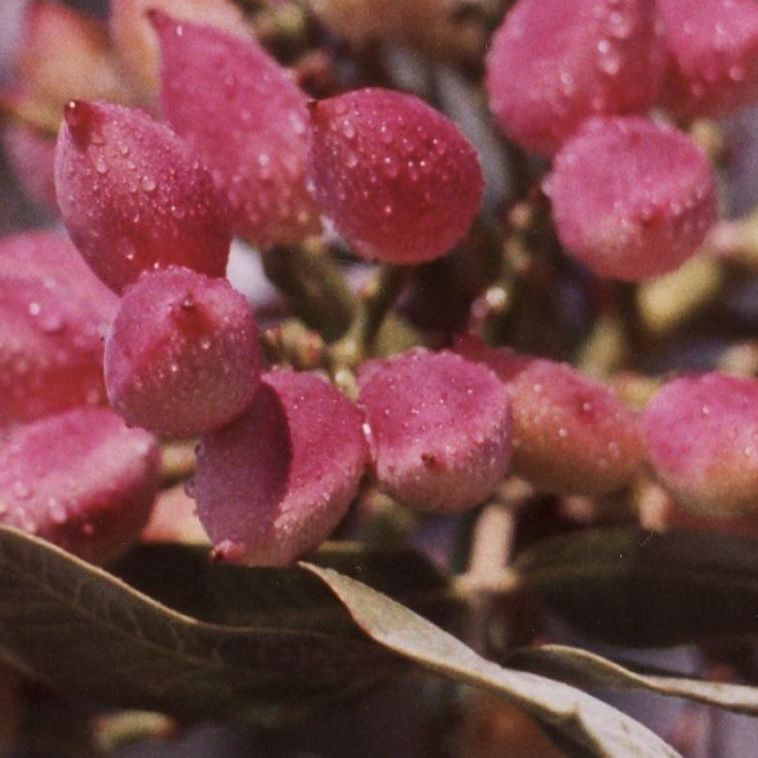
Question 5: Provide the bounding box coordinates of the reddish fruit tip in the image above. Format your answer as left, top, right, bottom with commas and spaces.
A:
146, 7, 173, 31
63, 100, 97, 134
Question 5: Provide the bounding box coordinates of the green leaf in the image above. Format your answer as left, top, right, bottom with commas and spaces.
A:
510, 645, 758, 715
112, 541, 451, 631
515, 527, 758, 646
304, 564, 681, 758
0, 526, 429, 723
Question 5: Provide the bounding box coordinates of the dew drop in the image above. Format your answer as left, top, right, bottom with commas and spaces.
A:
12, 480, 32, 499
48, 497, 67, 524
341, 121, 356, 139
117, 237, 137, 261
382, 156, 399, 178
141, 176, 157, 193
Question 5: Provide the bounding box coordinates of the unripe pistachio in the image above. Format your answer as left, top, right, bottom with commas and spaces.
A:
643, 372, 758, 515
457, 336, 644, 497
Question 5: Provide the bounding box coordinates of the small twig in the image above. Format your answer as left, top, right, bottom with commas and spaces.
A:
93, 711, 176, 754
461, 483, 529, 655
160, 440, 197, 483
330, 264, 410, 368
0, 92, 61, 137
707, 212, 758, 266
466, 503, 516, 582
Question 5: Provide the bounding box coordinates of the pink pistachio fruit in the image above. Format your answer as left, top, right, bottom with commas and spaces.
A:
458, 335, 644, 497
55, 99, 231, 293
545, 116, 717, 281
105, 266, 261, 438
643, 372, 758, 515
357, 348, 512, 512
0, 407, 160, 564
486, 0, 665, 155
658, 0, 758, 118
0, 230, 118, 425
309, 88, 483, 264
195, 370, 368, 566
153, 12, 320, 246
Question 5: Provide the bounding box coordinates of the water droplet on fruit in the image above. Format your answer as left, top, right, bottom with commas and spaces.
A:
140, 176, 157, 193
48, 497, 67, 524
12, 480, 32, 499
341, 121, 356, 139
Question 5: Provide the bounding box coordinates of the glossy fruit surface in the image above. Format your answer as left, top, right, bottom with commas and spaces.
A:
195, 370, 367, 566
357, 348, 512, 511
55, 100, 231, 293
105, 266, 260, 438
0, 407, 159, 564
309, 88, 483, 264
658, 0, 758, 117
0, 230, 118, 425
643, 372, 758, 514
486, 0, 665, 155
154, 13, 320, 246
545, 116, 717, 280
457, 335, 644, 496
110, 0, 245, 100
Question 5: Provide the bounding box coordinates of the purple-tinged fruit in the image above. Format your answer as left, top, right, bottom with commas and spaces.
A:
485, 0, 665, 155
309, 88, 483, 264
195, 370, 367, 566
545, 116, 717, 281
0, 407, 159, 564
110, 0, 246, 101
458, 335, 643, 496
153, 13, 319, 246
105, 267, 260, 438
0, 231, 118, 425
643, 372, 758, 515
357, 348, 512, 512
55, 100, 231, 293
658, 0, 758, 118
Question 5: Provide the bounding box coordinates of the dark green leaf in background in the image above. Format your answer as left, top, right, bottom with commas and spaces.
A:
516, 527, 758, 646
